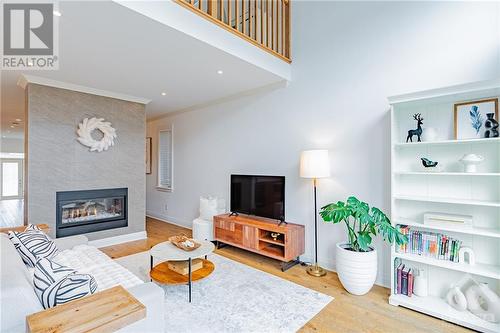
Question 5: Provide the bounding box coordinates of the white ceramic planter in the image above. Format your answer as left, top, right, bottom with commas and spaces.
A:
336, 242, 377, 296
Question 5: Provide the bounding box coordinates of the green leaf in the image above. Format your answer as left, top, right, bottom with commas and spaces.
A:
320, 201, 352, 224
347, 196, 371, 227
357, 231, 372, 251
371, 207, 407, 245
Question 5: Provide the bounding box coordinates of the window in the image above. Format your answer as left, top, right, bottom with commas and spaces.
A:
157, 129, 173, 191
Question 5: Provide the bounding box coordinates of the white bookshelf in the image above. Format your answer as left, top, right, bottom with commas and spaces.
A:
389, 79, 500, 333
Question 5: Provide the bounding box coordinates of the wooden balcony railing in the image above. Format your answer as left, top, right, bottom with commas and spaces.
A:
174, 0, 291, 63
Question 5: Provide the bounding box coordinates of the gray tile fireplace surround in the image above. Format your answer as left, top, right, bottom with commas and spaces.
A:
25, 83, 146, 240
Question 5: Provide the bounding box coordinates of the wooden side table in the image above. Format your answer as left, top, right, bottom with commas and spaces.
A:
149, 240, 215, 302
26, 285, 145, 333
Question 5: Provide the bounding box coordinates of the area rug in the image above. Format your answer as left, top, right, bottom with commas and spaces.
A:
116, 252, 332, 333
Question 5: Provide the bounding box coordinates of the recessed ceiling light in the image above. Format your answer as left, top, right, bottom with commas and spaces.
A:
217, 70, 223, 75
10, 125, 15, 128
161, 92, 167, 96
53, 10, 62, 17
15, 118, 21, 122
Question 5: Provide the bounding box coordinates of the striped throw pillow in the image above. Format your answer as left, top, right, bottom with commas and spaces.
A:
8, 225, 59, 267
34, 258, 98, 309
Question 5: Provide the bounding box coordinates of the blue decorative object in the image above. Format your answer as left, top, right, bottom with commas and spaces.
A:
421, 158, 438, 168
469, 106, 483, 135
406, 113, 424, 142
484, 113, 499, 138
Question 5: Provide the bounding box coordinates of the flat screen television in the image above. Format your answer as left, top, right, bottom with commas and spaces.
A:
230, 175, 285, 222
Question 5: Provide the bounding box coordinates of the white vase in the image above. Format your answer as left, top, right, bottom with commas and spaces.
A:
335, 242, 377, 295
413, 269, 428, 297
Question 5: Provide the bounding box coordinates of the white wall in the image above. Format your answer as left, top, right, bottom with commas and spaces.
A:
146, 1, 500, 286
0, 138, 24, 153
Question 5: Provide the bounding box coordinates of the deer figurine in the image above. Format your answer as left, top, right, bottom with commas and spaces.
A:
406, 113, 424, 142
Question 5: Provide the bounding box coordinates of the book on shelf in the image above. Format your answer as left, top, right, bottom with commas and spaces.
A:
394, 262, 414, 297
408, 269, 413, 297
397, 225, 462, 262
397, 263, 404, 294
402, 268, 409, 295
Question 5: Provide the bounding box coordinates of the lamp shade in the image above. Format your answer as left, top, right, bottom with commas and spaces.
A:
300, 150, 330, 178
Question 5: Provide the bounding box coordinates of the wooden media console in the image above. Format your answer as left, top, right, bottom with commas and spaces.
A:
213, 214, 305, 271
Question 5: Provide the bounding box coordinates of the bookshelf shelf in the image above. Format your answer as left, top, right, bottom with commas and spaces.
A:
389, 79, 500, 333
394, 218, 500, 238
394, 195, 500, 207
394, 172, 500, 177
389, 294, 500, 333
394, 252, 500, 279
394, 137, 500, 148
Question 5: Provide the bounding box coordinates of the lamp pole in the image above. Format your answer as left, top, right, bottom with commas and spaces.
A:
307, 177, 326, 277
313, 178, 318, 265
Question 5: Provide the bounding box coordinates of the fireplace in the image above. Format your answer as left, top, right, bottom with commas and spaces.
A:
56, 188, 128, 237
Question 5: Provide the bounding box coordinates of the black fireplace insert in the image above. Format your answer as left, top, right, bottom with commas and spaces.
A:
56, 188, 128, 237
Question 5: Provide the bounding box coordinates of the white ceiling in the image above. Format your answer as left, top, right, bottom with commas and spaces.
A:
0, 1, 284, 140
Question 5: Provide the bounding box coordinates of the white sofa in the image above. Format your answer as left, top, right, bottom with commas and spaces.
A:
0, 233, 165, 333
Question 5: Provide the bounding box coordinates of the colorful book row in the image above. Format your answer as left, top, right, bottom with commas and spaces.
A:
396, 225, 462, 262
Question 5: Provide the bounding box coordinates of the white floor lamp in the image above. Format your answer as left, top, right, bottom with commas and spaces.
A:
300, 150, 330, 277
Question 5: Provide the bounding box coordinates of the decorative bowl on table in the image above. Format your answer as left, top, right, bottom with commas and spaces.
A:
168, 235, 201, 251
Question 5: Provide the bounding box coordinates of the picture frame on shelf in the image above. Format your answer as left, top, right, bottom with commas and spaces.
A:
146, 137, 152, 174
454, 98, 498, 140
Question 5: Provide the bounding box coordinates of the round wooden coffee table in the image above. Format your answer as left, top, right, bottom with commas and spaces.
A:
149, 240, 215, 302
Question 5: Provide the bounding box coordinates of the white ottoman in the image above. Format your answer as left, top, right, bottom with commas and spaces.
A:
192, 218, 214, 241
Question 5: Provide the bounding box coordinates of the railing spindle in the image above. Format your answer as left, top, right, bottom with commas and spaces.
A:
271, 0, 278, 51
248, 0, 252, 37
254, 0, 257, 40
281, 0, 285, 55
235, 0, 239, 31
266, 0, 269, 48
260, 0, 264, 45
285, 0, 290, 58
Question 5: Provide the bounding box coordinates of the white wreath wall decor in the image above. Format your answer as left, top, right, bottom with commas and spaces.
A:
77, 117, 117, 152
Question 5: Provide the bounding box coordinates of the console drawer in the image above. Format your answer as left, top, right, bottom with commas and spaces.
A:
215, 222, 242, 244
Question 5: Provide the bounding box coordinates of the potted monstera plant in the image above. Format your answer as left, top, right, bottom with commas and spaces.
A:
320, 196, 407, 295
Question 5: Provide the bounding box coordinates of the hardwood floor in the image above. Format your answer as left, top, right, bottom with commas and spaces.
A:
0, 199, 24, 228
101, 217, 472, 333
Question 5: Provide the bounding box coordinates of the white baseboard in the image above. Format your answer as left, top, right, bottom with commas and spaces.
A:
146, 211, 192, 230
88, 231, 147, 248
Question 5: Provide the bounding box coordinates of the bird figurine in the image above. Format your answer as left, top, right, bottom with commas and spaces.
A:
421, 158, 438, 168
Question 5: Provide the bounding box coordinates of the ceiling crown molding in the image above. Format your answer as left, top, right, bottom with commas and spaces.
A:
17, 74, 151, 105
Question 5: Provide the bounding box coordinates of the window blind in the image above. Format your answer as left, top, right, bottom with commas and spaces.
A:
158, 130, 172, 189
